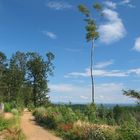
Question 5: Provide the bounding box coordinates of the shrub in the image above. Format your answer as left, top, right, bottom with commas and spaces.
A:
75, 109, 88, 121
33, 107, 59, 129
117, 116, 140, 140
4, 103, 13, 112
57, 120, 118, 140
73, 121, 118, 140
58, 106, 78, 124
33, 106, 78, 130
84, 103, 97, 122
97, 105, 107, 119
11, 109, 19, 116
33, 107, 46, 123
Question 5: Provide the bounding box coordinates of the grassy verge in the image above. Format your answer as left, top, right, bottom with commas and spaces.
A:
0, 109, 25, 140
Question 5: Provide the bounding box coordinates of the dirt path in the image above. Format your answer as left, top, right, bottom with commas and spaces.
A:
21, 112, 62, 140
4, 112, 13, 119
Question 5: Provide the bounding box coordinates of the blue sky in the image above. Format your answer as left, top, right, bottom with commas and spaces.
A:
0, 0, 140, 104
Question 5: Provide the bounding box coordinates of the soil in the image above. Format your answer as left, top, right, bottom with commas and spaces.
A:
4, 113, 13, 119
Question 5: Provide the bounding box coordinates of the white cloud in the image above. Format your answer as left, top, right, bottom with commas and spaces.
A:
99, 8, 126, 44
95, 83, 124, 96
65, 68, 128, 78
133, 37, 140, 52
46, 1, 72, 10
119, 0, 135, 8
120, 0, 130, 4
42, 31, 57, 39
64, 69, 89, 78
49, 83, 90, 103
95, 60, 114, 69
128, 68, 140, 75
104, 1, 117, 9
49, 83, 135, 103
127, 4, 135, 8
80, 96, 89, 100
65, 67, 140, 79
49, 84, 74, 93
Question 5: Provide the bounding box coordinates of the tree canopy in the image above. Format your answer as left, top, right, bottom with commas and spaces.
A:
123, 90, 140, 104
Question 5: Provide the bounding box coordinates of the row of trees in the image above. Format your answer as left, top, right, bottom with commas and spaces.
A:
0, 51, 54, 107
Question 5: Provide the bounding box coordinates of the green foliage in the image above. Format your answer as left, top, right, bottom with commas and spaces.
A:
58, 105, 78, 124
4, 102, 23, 113
0, 117, 10, 131
11, 109, 19, 116
74, 109, 88, 121
33, 107, 57, 129
84, 103, 97, 122
112, 105, 139, 125
0, 113, 25, 139
78, 4, 90, 17
4, 102, 15, 112
34, 106, 78, 129
78, 3, 102, 42
27, 103, 35, 111
0, 51, 54, 108
123, 89, 140, 104
85, 19, 99, 41
82, 126, 116, 140
93, 3, 102, 11
26, 52, 54, 107
33, 105, 140, 140
118, 119, 140, 140
113, 105, 124, 124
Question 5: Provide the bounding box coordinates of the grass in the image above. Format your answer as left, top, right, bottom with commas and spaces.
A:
0, 111, 25, 140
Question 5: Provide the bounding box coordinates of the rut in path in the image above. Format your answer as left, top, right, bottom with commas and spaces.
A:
21, 112, 62, 140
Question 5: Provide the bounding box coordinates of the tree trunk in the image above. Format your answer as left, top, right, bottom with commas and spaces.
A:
33, 79, 37, 107
90, 39, 95, 103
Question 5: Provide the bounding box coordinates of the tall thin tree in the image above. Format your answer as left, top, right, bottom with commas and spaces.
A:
78, 3, 102, 103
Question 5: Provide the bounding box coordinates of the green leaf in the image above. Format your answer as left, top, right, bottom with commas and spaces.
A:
93, 3, 102, 11
78, 4, 90, 17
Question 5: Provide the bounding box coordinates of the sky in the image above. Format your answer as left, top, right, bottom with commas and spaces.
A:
0, 0, 140, 104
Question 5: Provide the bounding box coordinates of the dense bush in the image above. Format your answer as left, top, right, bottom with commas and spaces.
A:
34, 106, 78, 129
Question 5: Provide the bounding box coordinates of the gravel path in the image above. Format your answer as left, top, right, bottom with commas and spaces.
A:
21, 112, 62, 140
